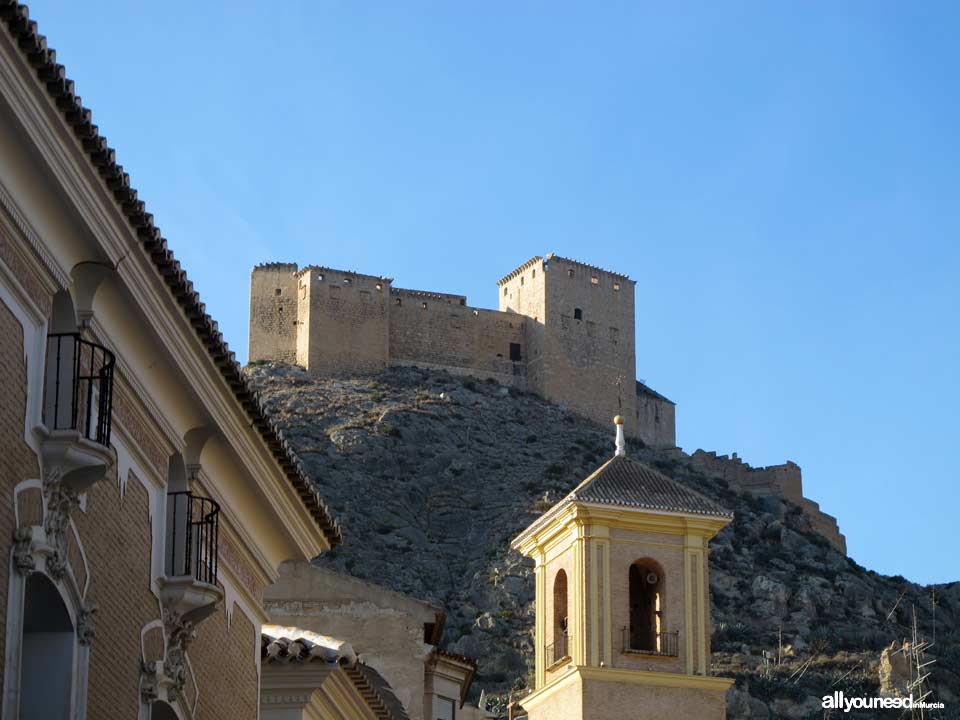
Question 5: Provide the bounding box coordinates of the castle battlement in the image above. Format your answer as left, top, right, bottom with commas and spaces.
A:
391, 287, 468, 305
249, 254, 677, 448
688, 449, 846, 553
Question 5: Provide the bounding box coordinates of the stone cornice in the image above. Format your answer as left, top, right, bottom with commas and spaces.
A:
519, 665, 733, 712
513, 500, 730, 558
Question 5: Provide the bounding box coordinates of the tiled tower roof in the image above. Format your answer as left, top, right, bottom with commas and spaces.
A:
569, 455, 732, 518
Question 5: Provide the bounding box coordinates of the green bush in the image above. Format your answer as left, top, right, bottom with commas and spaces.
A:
544, 463, 564, 479
378, 423, 401, 437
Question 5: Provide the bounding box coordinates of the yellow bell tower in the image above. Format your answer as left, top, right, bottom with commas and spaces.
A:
512, 417, 734, 719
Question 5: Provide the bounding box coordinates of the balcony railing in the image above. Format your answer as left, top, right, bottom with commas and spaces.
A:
166, 492, 220, 586
622, 628, 679, 657
44, 333, 115, 447
545, 633, 569, 668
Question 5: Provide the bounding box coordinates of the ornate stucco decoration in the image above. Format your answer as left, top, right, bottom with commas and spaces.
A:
11, 526, 35, 575
140, 608, 198, 706
77, 599, 98, 646
25, 425, 114, 580
41, 465, 79, 581
162, 608, 197, 702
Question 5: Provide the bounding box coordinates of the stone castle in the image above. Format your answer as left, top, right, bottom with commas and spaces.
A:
248, 253, 676, 448
249, 252, 846, 554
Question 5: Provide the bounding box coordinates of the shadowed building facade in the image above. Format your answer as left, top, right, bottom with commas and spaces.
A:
512, 417, 733, 719
0, 5, 340, 718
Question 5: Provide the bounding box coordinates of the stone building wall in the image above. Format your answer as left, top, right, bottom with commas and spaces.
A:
249, 255, 674, 447
248, 263, 299, 364
497, 256, 548, 394
264, 561, 440, 720
528, 255, 638, 437
389, 292, 528, 388
636, 384, 677, 449
298, 266, 391, 375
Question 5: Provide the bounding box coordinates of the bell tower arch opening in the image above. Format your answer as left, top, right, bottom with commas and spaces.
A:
551, 569, 568, 662
628, 559, 664, 652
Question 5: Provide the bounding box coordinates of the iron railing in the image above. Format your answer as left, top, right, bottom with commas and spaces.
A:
166, 492, 220, 585
44, 333, 115, 447
622, 627, 679, 657
545, 633, 569, 668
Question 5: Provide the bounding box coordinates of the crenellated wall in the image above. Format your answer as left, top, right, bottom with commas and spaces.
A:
296, 266, 391, 375
688, 450, 846, 554
248, 254, 677, 448
389, 289, 528, 387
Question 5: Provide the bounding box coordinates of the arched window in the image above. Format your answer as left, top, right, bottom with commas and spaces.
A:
552, 570, 568, 661
573, 308, 582, 321
628, 560, 663, 652
21, 573, 74, 719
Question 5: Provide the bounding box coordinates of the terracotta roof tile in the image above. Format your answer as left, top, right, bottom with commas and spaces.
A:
261, 626, 409, 720
261, 625, 357, 665
569, 455, 732, 518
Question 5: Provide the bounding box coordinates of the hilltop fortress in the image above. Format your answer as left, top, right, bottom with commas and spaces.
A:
249, 253, 676, 447
248, 253, 845, 553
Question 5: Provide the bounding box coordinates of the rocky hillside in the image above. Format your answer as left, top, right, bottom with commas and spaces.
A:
246, 362, 960, 719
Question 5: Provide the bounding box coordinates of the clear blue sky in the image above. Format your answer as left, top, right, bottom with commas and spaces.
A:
31, 1, 958, 584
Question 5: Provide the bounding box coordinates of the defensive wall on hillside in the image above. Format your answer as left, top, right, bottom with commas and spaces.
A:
687, 450, 846, 554
249, 254, 677, 448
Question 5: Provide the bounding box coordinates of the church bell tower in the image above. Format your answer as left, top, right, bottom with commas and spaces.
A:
511, 417, 734, 719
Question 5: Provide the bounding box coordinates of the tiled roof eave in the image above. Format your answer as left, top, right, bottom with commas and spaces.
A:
571, 497, 733, 520
0, 1, 340, 547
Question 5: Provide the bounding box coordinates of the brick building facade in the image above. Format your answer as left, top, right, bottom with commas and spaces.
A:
0, 5, 341, 718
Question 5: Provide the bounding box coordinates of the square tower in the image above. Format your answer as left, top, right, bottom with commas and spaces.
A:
295, 266, 392, 375
498, 254, 639, 437
512, 419, 733, 719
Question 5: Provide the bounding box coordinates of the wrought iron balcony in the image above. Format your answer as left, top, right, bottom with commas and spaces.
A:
545, 632, 570, 669
44, 332, 115, 447
622, 627, 679, 657
165, 491, 220, 586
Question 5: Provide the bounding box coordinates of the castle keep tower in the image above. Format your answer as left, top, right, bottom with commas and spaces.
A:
511, 418, 733, 719
249, 254, 677, 448
497, 254, 646, 441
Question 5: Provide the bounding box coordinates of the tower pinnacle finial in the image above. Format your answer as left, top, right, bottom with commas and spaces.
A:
614, 415, 625, 457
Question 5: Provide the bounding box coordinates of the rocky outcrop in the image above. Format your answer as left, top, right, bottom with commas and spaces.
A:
879, 641, 913, 698
246, 362, 960, 718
